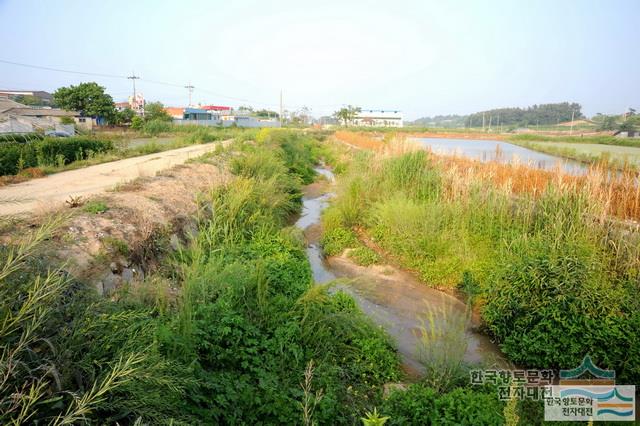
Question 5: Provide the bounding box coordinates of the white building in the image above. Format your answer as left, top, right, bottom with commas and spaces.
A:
353, 109, 403, 127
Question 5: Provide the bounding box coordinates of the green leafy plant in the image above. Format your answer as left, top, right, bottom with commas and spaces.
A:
361, 408, 390, 425
320, 226, 358, 256
83, 200, 109, 214
348, 246, 380, 266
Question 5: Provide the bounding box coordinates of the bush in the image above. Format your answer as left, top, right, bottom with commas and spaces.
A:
37, 137, 113, 165
348, 246, 380, 266
0, 137, 113, 175
131, 115, 143, 130
320, 226, 358, 256
0, 133, 43, 143
381, 385, 504, 425
482, 231, 640, 381
83, 200, 109, 214
142, 118, 173, 136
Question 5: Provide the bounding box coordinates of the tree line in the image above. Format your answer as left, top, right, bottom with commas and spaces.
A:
413, 102, 585, 128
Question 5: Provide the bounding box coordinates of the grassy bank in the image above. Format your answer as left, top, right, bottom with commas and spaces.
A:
323, 134, 640, 384
1, 130, 404, 424
0, 126, 261, 184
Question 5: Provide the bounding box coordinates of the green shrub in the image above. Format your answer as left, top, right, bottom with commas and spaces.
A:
0, 133, 43, 143
320, 226, 358, 256
381, 385, 504, 425
37, 137, 113, 165
83, 200, 109, 214
348, 246, 380, 266
142, 119, 173, 136
0, 137, 113, 175
482, 231, 639, 381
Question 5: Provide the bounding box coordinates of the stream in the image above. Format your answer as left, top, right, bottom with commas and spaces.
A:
295, 167, 508, 375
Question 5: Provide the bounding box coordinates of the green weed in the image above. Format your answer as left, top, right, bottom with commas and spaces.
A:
83, 200, 109, 214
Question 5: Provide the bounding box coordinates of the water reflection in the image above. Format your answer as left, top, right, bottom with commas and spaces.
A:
413, 137, 588, 175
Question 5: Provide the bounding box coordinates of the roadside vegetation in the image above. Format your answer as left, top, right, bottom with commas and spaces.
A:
322, 131, 640, 420
1, 130, 406, 424
0, 126, 261, 183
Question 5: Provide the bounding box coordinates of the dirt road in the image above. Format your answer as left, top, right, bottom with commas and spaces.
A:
0, 142, 223, 216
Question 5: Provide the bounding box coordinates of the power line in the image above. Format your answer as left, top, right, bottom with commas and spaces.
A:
0, 58, 264, 105
0, 59, 126, 79
0, 58, 345, 112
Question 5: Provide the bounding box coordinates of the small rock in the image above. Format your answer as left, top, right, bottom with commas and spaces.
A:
121, 268, 134, 283
102, 272, 121, 294
169, 233, 181, 250
109, 262, 118, 273
95, 281, 104, 296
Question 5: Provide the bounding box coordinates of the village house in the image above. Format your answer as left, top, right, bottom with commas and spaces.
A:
0, 96, 89, 133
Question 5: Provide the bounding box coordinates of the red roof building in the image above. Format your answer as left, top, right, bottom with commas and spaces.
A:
201, 105, 232, 112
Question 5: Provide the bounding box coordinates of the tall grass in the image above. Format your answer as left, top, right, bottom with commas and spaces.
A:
326, 130, 640, 383
415, 302, 470, 392
333, 131, 640, 221
165, 131, 401, 423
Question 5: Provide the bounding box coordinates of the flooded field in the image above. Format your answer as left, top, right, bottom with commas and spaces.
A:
413, 137, 588, 175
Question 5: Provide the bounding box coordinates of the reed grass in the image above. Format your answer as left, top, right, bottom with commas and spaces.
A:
325, 130, 640, 383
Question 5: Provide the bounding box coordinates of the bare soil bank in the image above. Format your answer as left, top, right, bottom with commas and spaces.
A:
6, 160, 229, 295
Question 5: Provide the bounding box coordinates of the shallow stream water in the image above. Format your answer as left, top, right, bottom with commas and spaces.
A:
295, 167, 508, 374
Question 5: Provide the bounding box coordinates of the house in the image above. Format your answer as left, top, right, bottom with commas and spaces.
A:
353, 110, 403, 127
0, 98, 89, 132
164, 107, 185, 120
614, 130, 640, 138
115, 93, 145, 115
183, 108, 213, 121
115, 101, 130, 111
201, 105, 232, 113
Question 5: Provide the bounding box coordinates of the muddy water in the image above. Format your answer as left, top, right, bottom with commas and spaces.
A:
295, 167, 508, 375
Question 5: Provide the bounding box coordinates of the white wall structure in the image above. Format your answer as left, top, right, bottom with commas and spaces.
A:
353, 109, 403, 127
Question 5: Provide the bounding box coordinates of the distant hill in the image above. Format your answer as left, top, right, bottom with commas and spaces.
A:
410, 102, 584, 128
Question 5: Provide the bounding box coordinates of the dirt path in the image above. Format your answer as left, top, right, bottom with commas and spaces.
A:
0, 142, 225, 216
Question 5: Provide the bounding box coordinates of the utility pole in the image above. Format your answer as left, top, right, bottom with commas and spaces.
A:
184, 82, 194, 107
127, 73, 140, 98
279, 90, 283, 127
127, 73, 140, 114
482, 112, 485, 132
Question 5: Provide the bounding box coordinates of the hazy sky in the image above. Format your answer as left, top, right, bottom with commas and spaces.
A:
0, 0, 638, 119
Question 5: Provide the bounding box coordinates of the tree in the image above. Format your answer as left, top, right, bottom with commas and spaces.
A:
144, 102, 172, 122
289, 106, 311, 126
53, 82, 116, 120
13, 95, 43, 106
333, 105, 361, 126
599, 115, 617, 131
114, 108, 135, 126
254, 109, 279, 119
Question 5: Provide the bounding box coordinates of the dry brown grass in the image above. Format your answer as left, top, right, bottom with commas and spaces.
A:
333, 131, 640, 222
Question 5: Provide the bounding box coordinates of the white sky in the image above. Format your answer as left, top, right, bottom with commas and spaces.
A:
0, 0, 638, 119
